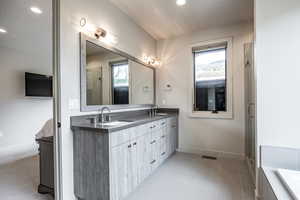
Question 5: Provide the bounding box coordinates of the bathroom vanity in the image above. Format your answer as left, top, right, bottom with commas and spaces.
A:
71, 33, 178, 200
71, 109, 178, 200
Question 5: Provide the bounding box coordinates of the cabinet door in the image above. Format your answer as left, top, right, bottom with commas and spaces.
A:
143, 133, 153, 179
110, 130, 131, 148
166, 117, 177, 156
160, 122, 168, 163
111, 142, 130, 200
171, 122, 177, 153
149, 138, 160, 171
136, 134, 150, 184
159, 135, 167, 163
128, 141, 138, 193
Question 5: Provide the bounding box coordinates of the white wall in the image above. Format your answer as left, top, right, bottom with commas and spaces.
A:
0, 0, 53, 165
59, 0, 156, 199
255, 0, 300, 148
0, 47, 53, 164
130, 61, 154, 105
156, 23, 253, 158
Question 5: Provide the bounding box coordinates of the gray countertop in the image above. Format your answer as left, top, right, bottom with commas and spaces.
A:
71, 113, 178, 133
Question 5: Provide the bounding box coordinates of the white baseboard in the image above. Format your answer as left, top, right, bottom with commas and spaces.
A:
0, 143, 39, 165
246, 157, 256, 184
177, 147, 245, 160
255, 188, 261, 200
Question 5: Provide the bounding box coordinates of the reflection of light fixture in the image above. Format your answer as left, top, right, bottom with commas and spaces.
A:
0, 28, 7, 33
80, 18, 87, 27
176, 0, 186, 6
94, 28, 107, 39
143, 55, 161, 67
30, 6, 43, 14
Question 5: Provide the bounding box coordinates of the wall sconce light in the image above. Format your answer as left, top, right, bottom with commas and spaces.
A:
94, 28, 107, 39
79, 18, 118, 45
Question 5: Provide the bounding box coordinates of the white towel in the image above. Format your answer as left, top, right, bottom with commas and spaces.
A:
36, 119, 54, 139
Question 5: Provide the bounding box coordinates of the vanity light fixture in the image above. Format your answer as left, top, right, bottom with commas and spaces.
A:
94, 28, 107, 39
78, 18, 118, 45
176, 0, 186, 6
30, 6, 43, 14
143, 55, 161, 67
0, 28, 7, 34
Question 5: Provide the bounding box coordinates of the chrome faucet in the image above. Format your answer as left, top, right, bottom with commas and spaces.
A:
99, 106, 111, 123
149, 105, 158, 117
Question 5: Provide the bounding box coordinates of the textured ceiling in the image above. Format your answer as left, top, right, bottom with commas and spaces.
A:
110, 0, 254, 40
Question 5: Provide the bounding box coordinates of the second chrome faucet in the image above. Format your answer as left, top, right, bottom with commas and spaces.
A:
99, 106, 111, 123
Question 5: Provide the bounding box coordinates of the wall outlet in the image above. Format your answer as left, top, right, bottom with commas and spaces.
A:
0, 131, 3, 138
162, 100, 166, 105
69, 98, 80, 110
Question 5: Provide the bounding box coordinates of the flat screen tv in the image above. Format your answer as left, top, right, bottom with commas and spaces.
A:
25, 72, 53, 97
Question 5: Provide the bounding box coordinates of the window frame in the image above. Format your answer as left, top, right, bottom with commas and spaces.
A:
110, 59, 130, 105
189, 37, 233, 119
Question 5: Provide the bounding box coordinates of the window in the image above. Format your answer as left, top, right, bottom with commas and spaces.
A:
111, 61, 129, 104
191, 38, 232, 118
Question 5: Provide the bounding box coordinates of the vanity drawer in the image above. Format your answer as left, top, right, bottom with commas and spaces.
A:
135, 124, 151, 138
150, 121, 160, 132
110, 128, 134, 147
151, 127, 162, 141
159, 119, 167, 129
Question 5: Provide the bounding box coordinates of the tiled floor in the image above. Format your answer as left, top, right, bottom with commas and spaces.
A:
126, 153, 255, 200
0, 153, 254, 200
0, 156, 53, 200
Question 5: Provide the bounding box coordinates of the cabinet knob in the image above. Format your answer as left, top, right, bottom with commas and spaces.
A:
150, 160, 156, 164
150, 140, 156, 144
133, 142, 137, 146
161, 152, 166, 156
128, 144, 132, 148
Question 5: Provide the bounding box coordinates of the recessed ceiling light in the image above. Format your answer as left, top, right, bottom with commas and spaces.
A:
176, 0, 186, 6
30, 6, 43, 14
0, 28, 7, 34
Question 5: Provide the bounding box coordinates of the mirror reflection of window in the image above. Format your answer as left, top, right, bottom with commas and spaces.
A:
111, 61, 129, 104
81, 35, 155, 109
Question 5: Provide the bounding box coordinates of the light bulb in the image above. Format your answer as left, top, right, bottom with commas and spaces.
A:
30, 7, 43, 14
176, 0, 186, 6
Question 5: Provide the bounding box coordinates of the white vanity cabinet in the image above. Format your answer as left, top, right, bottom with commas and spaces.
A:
167, 117, 178, 157
110, 117, 178, 200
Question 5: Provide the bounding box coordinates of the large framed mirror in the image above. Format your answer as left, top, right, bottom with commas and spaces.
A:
80, 33, 155, 111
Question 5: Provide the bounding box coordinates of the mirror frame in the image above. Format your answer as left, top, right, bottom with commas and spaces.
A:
80, 32, 156, 112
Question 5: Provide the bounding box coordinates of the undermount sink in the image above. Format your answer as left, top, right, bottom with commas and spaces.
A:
156, 113, 168, 116
98, 121, 132, 127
